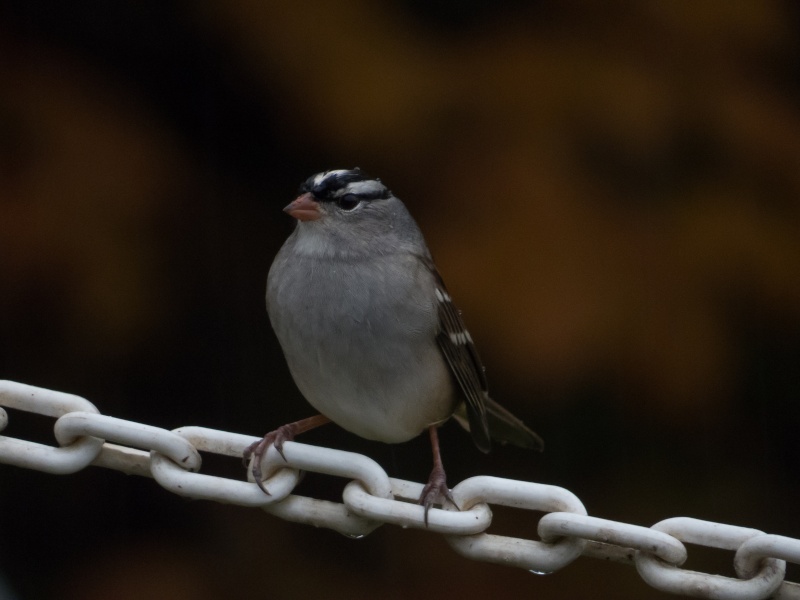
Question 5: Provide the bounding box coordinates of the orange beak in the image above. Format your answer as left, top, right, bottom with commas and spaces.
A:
283, 192, 321, 221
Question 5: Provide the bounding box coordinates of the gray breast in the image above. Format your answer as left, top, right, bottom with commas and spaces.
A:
267, 250, 456, 443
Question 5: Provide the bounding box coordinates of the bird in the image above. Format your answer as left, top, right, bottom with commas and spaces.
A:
245, 168, 543, 523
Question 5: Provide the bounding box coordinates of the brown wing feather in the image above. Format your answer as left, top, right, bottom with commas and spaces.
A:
420, 256, 492, 453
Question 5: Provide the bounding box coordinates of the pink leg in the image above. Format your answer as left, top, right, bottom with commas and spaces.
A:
418, 426, 460, 526
243, 414, 331, 494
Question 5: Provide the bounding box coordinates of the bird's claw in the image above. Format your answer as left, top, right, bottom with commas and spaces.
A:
419, 464, 460, 526
243, 425, 295, 494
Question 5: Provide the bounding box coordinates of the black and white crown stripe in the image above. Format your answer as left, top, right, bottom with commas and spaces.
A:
302, 169, 390, 202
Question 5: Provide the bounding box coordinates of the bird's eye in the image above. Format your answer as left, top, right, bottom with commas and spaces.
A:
336, 194, 362, 211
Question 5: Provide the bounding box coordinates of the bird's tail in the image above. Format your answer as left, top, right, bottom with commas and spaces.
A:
454, 397, 544, 452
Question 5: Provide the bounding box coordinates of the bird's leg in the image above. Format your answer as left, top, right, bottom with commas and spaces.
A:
243, 414, 331, 494
419, 425, 460, 526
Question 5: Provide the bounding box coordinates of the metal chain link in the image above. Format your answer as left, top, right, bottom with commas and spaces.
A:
1, 380, 798, 599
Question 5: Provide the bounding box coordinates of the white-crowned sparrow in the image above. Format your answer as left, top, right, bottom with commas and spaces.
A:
246, 168, 543, 521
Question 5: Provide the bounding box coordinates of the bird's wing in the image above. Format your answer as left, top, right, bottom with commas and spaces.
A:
420, 256, 492, 453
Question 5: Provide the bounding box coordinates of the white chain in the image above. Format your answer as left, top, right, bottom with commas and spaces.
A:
1, 380, 797, 599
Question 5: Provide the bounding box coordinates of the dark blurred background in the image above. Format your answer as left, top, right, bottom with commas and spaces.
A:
1, 1, 799, 598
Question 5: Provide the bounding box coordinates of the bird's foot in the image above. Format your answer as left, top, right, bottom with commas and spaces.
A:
242, 414, 332, 495
419, 463, 460, 526
242, 424, 296, 495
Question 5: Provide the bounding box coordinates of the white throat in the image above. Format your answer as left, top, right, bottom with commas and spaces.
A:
290, 223, 336, 258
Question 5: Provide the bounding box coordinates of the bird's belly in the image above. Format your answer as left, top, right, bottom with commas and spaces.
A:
278, 321, 455, 443
268, 256, 455, 443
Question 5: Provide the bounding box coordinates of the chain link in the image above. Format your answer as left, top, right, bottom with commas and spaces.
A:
635, 518, 788, 599
1, 380, 798, 599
